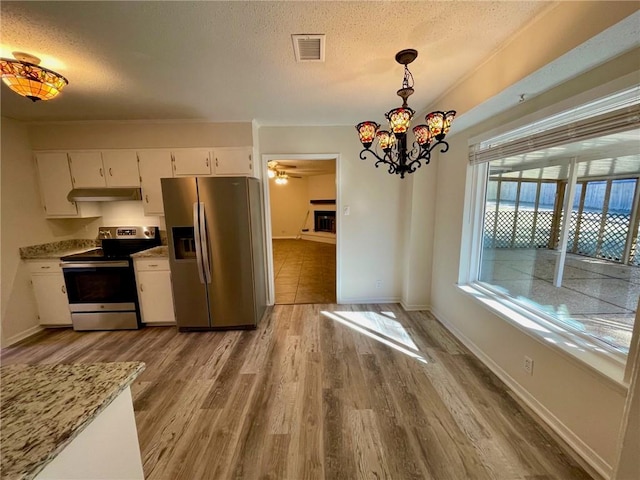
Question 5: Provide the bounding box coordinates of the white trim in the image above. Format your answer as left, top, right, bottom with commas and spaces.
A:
339, 296, 400, 304
261, 153, 341, 305
399, 301, 430, 312
467, 72, 640, 147
431, 305, 614, 480
271, 235, 298, 240
1, 325, 45, 348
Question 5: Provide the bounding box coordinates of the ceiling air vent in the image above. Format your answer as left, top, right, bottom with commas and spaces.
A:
292, 34, 325, 62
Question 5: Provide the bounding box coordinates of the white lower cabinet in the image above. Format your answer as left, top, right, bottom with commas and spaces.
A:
28, 261, 72, 326
134, 258, 175, 325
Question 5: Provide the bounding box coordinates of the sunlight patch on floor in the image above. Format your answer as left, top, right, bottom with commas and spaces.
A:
321, 310, 427, 364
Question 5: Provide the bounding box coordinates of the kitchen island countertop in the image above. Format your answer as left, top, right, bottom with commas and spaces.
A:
0, 362, 145, 480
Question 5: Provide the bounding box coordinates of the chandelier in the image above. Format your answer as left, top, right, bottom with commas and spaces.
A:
356, 49, 455, 178
0, 52, 69, 102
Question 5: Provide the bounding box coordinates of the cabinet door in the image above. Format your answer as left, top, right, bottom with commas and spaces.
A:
137, 270, 175, 324
35, 153, 78, 216
103, 151, 140, 187
172, 149, 211, 176
137, 150, 174, 215
31, 273, 72, 326
213, 147, 253, 176
68, 151, 105, 188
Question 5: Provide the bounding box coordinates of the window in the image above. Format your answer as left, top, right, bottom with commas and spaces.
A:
464, 86, 640, 363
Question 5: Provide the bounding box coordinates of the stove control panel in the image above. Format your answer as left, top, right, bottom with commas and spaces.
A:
98, 226, 159, 240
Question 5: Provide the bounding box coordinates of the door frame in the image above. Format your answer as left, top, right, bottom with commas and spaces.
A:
261, 153, 341, 305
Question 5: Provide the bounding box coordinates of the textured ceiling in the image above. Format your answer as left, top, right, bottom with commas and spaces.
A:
0, 1, 551, 125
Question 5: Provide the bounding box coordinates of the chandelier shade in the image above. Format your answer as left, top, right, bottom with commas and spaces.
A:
356, 121, 380, 149
355, 49, 455, 178
386, 107, 415, 134
0, 53, 69, 102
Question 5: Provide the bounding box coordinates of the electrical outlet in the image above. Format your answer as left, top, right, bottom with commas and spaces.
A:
375, 279, 382, 289
523, 356, 534, 375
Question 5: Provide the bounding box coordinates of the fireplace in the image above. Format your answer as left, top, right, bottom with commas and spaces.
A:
314, 210, 336, 233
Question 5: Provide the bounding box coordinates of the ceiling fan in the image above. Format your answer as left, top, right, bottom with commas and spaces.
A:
267, 161, 302, 181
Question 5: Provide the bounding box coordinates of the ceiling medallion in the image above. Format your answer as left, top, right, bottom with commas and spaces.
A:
356, 49, 455, 178
0, 52, 69, 102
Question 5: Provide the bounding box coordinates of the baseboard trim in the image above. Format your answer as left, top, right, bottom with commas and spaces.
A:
400, 300, 430, 312
338, 296, 400, 304
272, 236, 298, 240
431, 306, 612, 480
2, 325, 44, 348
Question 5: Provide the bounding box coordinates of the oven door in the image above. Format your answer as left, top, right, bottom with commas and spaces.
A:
61, 260, 140, 330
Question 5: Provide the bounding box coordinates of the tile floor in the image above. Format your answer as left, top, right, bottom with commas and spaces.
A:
481, 248, 639, 352
272, 239, 336, 304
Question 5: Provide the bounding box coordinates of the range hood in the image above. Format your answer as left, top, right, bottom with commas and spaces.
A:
67, 188, 142, 202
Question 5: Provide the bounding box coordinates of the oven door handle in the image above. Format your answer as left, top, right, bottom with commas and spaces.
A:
61, 261, 130, 268
193, 202, 206, 284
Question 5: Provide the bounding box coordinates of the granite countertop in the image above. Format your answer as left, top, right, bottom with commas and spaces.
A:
0, 362, 145, 480
130, 245, 169, 258
19, 239, 99, 260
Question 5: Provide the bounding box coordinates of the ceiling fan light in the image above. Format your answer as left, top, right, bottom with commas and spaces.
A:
0, 57, 68, 102
356, 121, 380, 148
386, 107, 414, 134
267, 168, 276, 178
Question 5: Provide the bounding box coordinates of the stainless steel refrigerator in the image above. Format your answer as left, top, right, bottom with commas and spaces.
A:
161, 176, 267, 330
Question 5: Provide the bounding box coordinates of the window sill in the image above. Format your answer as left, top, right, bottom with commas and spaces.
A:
457, 282, 628, 393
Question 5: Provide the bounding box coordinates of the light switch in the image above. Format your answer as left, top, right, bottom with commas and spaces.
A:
343, 206, 350, 216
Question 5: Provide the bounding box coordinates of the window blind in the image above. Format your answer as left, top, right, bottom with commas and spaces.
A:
469, 86, 640, 165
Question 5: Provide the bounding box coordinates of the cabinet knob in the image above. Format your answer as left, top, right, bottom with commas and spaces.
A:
99, 167, 104, 177
61, 285, 66, 294
140, 284, 144, 292
206, 158, 209, 167
41, 266, 51, 269
109, 167, 113, 177
145, 194, 149, 203
216, 158, 219, 167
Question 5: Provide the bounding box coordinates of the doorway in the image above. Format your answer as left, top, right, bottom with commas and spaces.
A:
262, 154, 339, 305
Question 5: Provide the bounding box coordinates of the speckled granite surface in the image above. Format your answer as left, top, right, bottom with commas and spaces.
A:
0, 362, 145, 480
130, 245, 169, 258
19, 239, 99, 260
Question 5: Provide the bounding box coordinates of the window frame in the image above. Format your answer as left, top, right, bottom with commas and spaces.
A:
458, 82, 640, 386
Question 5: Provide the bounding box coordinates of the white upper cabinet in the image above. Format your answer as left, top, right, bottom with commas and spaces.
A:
212, 147, 254, 176
69, 151, 140, 188
137, 150, 174, 216
172, 149, 211, 176
68, 151, 105, 188
35, 153, 78, 216
102, 151, 141, 187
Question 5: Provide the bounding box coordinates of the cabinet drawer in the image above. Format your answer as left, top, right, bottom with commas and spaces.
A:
27, 260, 63, 274
135, 258, 169, 271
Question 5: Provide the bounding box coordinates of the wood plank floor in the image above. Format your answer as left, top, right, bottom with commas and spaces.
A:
1, 304, 591, 479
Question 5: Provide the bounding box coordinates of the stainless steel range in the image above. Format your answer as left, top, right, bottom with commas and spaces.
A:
60, 226, 161, 331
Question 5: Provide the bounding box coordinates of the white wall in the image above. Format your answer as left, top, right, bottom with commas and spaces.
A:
0, 118, 100, 346
259, 126, 405, 302
269, 176, 309, 238
424, 6, 640, 477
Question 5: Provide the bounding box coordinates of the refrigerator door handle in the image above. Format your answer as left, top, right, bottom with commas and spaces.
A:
193, 202, 205, 284
198, 203, 213, 284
